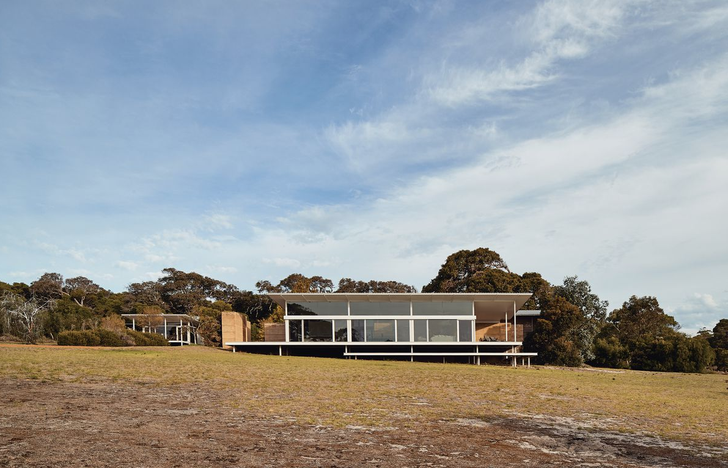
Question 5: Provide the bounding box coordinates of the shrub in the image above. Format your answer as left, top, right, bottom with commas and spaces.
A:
125, 329, 169, 346
58, 328, 167, 347
715, 349, 728, 372
95, 328, 128, 347
591, 336, 630, 369
57, 330, 101, 346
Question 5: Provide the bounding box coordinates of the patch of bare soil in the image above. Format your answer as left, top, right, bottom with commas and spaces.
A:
0, 379, 725, 468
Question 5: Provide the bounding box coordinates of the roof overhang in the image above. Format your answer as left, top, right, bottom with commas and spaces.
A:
267, 293, 532, 320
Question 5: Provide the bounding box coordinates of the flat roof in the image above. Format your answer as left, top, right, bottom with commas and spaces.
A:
268, 293, 533, 320
121, 314, 198, 320
268, 292, 532, 307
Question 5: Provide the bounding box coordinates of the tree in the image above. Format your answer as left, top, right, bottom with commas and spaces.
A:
336, 278, 416, 293
64, 276, 101, 307
710, 319, 728, 371
1, 292, 53, 343
631, 331, 714, 373
553, 276, 608, 362
523, 295, 586, 366
256, 274, 334, 294
30, 273, 65, 302
127, 281, 166, 310
422, 248, 511, 293
592, 336, 630, 369
231, 291, 278, 323
710, 319, 728, 350
606, 296, 678, 353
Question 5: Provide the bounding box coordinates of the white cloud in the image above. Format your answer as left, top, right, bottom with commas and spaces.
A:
205, 265, 238, 274
115, 261, 139, 271
426, 0, 629, 105
201, 213, 234, 231
263, 258, 302, 269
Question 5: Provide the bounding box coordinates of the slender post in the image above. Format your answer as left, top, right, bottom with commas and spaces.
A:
513, 301, 517, 342
504, 312, 508, 342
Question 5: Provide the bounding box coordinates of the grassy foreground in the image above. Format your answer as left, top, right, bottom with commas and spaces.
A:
1, 345, 726, 445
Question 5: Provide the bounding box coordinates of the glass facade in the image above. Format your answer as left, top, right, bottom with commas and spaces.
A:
334, 320, 348, 342
428, 319, 457, 342
284, 300, 481, 343
288, 320, 302, 342
304, 320, 332, 342
351, 320, 365, 342
414, 320, 428, 342
350, 301, 409, 316
288, 301, 347, 316
396, 319, 410, 342
366, 319, 395, 342
412, 301, 472, 316
459, 320, 473, 342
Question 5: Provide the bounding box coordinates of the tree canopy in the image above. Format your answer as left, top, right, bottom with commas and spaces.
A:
0, 247, 724, 374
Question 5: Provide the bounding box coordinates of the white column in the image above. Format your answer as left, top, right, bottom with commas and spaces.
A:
186, 321, 191, 343
513, 301, 517, 342
163, 318, 167, 339
132, 318, 135, 331
504, 312, 508, 342
285, 320, 290, 343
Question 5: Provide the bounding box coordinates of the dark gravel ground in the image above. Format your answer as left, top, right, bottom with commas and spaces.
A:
1, 379, 726, 467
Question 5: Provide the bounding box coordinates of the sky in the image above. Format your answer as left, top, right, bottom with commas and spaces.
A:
1, 0, 727, 334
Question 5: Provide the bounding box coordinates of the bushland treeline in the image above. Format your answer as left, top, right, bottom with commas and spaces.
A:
1, 248, 726, 373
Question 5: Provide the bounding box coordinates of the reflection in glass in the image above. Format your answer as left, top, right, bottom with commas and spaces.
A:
288, 302, 347, 316
304, 319, 333, 342
397, 319, 410, 342
351, 320, 365, 342
458, 320, 473, 342
350, 302, 409, 316
334, 319, 348, 342
366, 319, 395, 342
428, 319, 457, 342
412, 301, 472, 316
288, 320, 302, 342
414, 320, 427, 342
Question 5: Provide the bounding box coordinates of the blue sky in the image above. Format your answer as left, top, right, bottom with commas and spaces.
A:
1, 0, 727, 333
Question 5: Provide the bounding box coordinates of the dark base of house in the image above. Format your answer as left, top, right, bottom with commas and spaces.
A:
228, 343, 536, 366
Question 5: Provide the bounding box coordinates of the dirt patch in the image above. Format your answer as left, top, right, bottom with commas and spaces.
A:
0, 379, 725, 468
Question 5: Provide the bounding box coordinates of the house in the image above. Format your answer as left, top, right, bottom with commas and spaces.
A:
224, 293, 539, 365
121, 313, 201, 345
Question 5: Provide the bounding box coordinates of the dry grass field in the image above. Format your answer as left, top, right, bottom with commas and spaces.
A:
1, 344, 727, 467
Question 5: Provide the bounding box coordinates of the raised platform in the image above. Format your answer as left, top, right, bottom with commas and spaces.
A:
225, 341, 536, 365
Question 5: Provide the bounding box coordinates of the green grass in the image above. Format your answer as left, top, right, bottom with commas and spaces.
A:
1, 345, 726, 444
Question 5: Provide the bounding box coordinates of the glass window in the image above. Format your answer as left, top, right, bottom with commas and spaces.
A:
288, 320, 302, 342
288, 301, 347, 316
459, 320, 473, 342
304, 319, 332, 342
351, 320, 365, 342
414, 320, 427, 342
412, 301, 472, 316
366, 319, 395, 342
429, 319, 457, 342
397, 319, 410, 342
334, 320, 348, 342
350, 302, 409, 316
